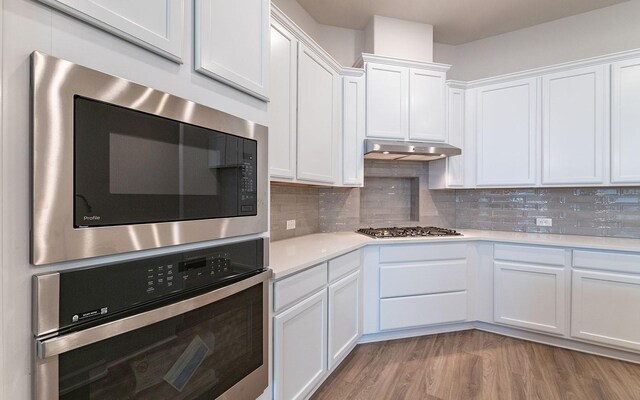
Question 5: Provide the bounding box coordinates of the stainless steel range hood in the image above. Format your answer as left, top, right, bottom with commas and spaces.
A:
364, 139, 461, 161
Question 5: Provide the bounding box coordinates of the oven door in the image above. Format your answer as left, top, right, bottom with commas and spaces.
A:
34, 271, 270, 400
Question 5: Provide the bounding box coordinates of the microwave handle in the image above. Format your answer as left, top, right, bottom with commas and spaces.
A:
36, 269, 271, 359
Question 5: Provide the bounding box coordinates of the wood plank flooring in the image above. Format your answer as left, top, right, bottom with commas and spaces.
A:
310, 330, 640, 400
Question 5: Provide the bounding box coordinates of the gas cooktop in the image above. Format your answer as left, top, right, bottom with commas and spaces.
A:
356, 226, 462, 239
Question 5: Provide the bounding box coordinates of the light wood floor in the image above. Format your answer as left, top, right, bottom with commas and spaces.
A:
310, 330, 640, 400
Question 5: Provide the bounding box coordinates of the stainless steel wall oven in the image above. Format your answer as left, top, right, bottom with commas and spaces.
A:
33, 238, 270, 400
31, 52, 268, 265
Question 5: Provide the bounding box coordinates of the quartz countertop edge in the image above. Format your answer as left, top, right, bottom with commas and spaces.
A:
269, 230, 640, 280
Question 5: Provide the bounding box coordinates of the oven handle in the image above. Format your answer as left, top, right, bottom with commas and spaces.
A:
36, 269, 272, 359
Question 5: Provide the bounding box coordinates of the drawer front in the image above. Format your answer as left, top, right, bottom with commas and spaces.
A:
274, 263, 328, 312
328, 250, 360, 282
380, 260, 467, 298
379, 243, 467, 263
379, 292, 467, 331
494, 244, 565, 266
573, 250, 640, 274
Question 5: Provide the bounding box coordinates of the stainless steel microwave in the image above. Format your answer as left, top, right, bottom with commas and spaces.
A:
31, 52, 268, 265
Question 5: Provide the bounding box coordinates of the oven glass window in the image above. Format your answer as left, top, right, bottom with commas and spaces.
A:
58, 284, 263, 399
74, 96, 257, 228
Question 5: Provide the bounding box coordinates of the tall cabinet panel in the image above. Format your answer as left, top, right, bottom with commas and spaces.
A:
268, 21, 297, 180
611, 58, 640, 184
541, 66, 607, 185
366, 63, 409, 139
446, 87, 466, 187
297, 44, 339, 184
476, 78, 539, 186
342, 72, 366, 186
409, 68, 447, 142
194, 0, 269, 100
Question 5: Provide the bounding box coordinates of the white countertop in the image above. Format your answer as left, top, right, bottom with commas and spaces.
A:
269, 230, 640, 279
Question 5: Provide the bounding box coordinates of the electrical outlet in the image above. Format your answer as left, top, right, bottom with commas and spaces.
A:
286, 220, 296, 230
536, 218, 553, 227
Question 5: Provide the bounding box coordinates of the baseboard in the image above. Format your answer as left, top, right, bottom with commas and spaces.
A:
474, 322, 640, 365
358, 322, 475, 344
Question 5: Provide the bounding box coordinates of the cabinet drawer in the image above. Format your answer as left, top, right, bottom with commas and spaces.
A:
380, 260, 467, 298
379, 292, 467, 331
328, 250, 360, 282
494, 244, 565, 266
379, 243, 467, 263
274, 263, 328, 312
573, 250, 640, 274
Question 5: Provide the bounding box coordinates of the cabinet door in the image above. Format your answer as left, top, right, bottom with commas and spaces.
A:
494, 262, 566, 335
409, 68, 446, 141
297, 44, 338, 184
274, 290, 328, 400
268, 21, 297, 180
447, 87, 465, 187
571, 270, 640, 352
542, 66, 607, 185
328, 271, 360, 370
476, 78, 538, 186
611, 58, 640, 184
366, 63, 409, 139
195, 0, 269, 100
342, 74, 365, 186
37, 0, 184, 62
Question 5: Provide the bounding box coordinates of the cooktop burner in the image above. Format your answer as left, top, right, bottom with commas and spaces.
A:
356, 226, 462, 238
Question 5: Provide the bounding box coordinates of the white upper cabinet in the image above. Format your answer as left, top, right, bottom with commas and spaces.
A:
409, 68, 447, 141
268, 20, 297, 180
542, 66, 607, 185
611, 58, 640, 185
476, 78, 539, 186
342, 71, 366, 186
366, 62, 409, 139
297, 44, 340, 184
195, 0, 269, 100
364, 55, 449, 142
38, 0, 184, 62
446, 86, 466, 187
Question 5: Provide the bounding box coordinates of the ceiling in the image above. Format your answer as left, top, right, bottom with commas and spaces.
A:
295, 0, 629, 45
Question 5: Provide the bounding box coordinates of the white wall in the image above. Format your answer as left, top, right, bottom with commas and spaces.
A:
366, 15, 434, 62
1, 1, 269, 399
272, 0, 364, 66
441, 0, 640, 81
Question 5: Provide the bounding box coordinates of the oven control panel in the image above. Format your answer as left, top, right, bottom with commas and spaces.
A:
53, 238, 265, 332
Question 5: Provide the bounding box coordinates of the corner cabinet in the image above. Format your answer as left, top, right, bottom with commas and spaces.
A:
194, 0, 270, 100
611, 57, 640, 185
363, 54, 449, 142
269, 6, 347, 187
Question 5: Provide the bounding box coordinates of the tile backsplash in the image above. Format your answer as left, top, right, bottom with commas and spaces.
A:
270, 163, 640, 241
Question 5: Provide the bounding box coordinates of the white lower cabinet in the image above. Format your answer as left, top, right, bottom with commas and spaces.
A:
274, 290, 327, 400
375, 243, 470, 331
493, 244, 567, 335
571, 250, 640, 352
273, 250, 361, 400
328, 270, 360, 369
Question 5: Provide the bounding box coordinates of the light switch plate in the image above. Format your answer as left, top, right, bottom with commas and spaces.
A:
286, 220, 296, 230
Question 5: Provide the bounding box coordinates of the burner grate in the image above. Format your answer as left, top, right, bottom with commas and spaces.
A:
356, 226, 461, 238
